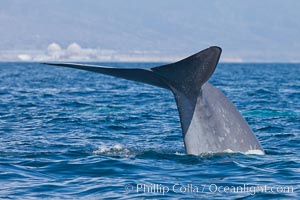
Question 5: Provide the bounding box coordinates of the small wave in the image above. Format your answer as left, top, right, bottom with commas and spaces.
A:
196, 149, 265, 156
174, 152, 186, 156
93, 144, 265, 159
244, 149, 265, 155
175, 149, 265, 157
93, 144, 133, 157
244, 109, 298, 118
223, 149, 265, 155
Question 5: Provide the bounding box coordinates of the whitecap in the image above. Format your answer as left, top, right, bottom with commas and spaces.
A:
244, 149, 265, 155
174, 152, 185, 156
93, 144, 133, 157
223, 149, 265, 155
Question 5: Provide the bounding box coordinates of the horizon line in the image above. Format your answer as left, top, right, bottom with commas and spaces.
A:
0, 60, 300, 64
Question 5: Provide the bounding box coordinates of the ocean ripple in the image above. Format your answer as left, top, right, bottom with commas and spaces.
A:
0, 62, 299, 199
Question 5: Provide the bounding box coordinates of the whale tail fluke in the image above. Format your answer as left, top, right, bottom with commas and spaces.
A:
151, 46, 221, 97
42, 46, 264, 155
42, 46, 222, 93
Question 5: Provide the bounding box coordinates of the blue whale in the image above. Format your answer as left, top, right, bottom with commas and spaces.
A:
44, 46, 264, 155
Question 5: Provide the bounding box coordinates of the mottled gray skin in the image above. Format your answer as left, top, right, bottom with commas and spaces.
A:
182, 82, 263, 154
44, 46, 264, 155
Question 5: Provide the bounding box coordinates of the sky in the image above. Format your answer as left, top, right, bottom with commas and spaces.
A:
0, 0, 300, 62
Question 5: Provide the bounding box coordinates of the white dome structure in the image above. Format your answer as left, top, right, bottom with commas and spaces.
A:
67, 43, 82, 55
47, 43, 63, 59
47, 43, 62, 54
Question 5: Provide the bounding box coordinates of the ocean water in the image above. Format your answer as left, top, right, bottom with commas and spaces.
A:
0, 62, 299, 199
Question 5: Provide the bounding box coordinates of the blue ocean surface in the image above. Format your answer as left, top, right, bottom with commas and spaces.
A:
0, 62, 299, 199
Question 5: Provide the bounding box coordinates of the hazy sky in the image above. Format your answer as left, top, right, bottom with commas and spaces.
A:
0, 0, 300, 62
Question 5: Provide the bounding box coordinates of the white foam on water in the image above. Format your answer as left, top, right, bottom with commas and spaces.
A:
223, 149, 265, 155
93, 144, 133, 157
244, 149, 265, 155
93, 145, 265, 158
223, 149, 234, 153
174, 152, 185, 156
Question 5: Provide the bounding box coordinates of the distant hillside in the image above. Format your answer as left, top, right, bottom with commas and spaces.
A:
0, 0, 299, 62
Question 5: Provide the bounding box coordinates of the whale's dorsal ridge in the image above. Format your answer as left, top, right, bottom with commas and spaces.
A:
43, 46, 264, 155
